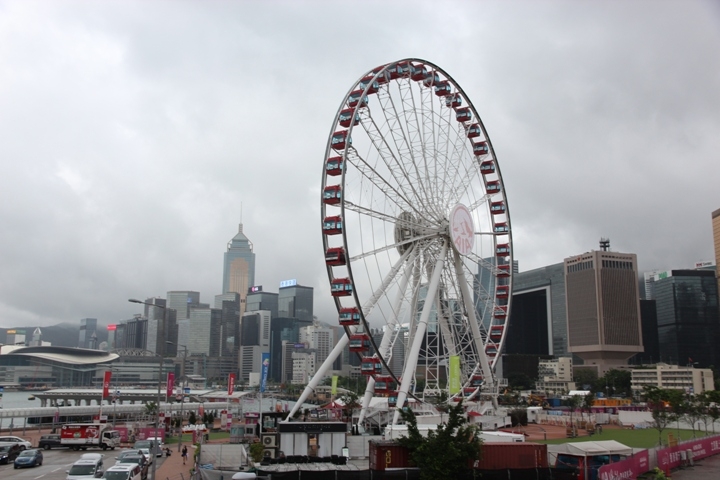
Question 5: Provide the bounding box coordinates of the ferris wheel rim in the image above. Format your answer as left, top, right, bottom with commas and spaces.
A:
321, 58, 513, 400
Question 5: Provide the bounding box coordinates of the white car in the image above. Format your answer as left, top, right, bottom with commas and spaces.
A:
0, 436, 32, 450
103, 464, 143, 480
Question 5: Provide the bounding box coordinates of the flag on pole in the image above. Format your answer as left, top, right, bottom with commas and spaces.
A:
166, 372, 175, 399
228, 373, 236, 395
331, 375, 338, 395
102, 370, 112, 398
260, 353, 270, 393
449, 356, 461, 395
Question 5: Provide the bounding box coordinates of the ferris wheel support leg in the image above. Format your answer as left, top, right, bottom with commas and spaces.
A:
358, 252, 415, 426
392, 240, 448, 425
453, 250, 497, 409
285, 332, 352, 421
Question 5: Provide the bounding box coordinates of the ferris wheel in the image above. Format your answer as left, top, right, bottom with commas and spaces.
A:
288, 59, 512, 423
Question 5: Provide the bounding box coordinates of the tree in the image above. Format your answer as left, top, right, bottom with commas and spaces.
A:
338, 390, 361, 424
397, 401, 481, 480
145, 401, 158, 416
599, 369, 632, 398
644, 386, 683, 445
188, 411, 197, 426
574, 368, 599, 391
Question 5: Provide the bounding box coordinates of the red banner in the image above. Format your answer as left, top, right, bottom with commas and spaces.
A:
598, 450, 649, 480
166, 372, 175, 399
102, 370, 112, 399
228, 373, 236, 396
656, 434, 720, 474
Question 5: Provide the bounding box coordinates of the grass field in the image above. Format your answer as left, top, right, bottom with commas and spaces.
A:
537, 426, 718, 449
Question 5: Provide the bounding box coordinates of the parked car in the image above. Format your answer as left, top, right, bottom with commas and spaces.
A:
39, 434, 63, 450
0, 443, 22, 465
115, 455, 148, 480
14, 449, 43, 469
145, 437, 164, 457
0, 436, 33, 450
103, 464, 143, 480
131, 441, 156, 464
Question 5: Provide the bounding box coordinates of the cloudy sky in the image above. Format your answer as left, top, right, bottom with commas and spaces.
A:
1, 0, 718, 329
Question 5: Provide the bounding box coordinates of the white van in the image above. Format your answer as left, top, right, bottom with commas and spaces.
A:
66, 455, 105, 480
102, 464, 142, 480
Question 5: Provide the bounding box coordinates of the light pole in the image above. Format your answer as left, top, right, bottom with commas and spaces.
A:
128, 299, 165, 480
167, 341, 188, 452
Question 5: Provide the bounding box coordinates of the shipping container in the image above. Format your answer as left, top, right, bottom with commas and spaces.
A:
470, 443, 548, 470
369, 440, 412, 471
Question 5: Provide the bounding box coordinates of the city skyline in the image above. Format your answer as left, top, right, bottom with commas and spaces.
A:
0, 1, 718, 328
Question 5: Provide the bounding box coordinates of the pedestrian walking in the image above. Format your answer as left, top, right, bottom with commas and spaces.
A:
182, 445, 188, 465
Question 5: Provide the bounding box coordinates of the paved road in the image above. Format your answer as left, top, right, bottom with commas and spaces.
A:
669, 453, 720, 480
1, 448, 169, 480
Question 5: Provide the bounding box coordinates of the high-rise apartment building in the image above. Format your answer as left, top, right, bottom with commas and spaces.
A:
223, 224, 255, 317
79, 318, 98, 349
278, 282, 313, 322
655, 270, 719, 368
564, 244, 643, 375
300, 324, 334, 370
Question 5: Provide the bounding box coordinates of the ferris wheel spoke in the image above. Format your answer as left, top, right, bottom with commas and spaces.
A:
360, 89, 426, 210
347, 232, 438, 263
345, 147, 421, 216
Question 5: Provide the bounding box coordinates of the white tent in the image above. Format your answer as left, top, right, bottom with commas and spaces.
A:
549, 440, 633, 457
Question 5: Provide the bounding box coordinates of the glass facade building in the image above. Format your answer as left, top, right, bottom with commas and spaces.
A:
222, 224, 255, 317
278, 285, 314, 322
655, 270, 719, 368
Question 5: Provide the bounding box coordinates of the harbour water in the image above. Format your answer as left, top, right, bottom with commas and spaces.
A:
1, 389, 42, 409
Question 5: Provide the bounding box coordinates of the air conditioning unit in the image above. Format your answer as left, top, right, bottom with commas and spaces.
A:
261, 434, 277, 448
263, 447, 277, 459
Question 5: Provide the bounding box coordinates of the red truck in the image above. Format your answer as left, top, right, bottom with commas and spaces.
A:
60, 423, 121, 451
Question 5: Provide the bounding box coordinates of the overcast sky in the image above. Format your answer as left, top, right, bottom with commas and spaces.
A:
1, 0, 719, 329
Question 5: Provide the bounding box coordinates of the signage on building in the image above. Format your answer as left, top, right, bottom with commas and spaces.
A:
249, 285, 263, 293
280, 279, 297, 288
694, 260, 715, 269
294, 343, 306, 348
107, 324, 117, 331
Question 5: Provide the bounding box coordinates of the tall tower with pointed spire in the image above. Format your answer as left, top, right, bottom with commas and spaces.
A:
223, 224, 255, 316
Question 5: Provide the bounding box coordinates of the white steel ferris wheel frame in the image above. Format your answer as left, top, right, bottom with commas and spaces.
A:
286, 59, 513, 424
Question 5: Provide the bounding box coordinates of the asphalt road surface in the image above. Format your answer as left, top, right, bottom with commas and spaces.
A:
670, 453, 720, 480
1, 448, 168, 480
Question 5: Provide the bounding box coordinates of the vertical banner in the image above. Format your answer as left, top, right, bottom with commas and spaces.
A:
102, 370, 112, 398
228, 373, 236, 395
260, 352, 270, 393
331, 375, 338, 395
166, 372, 175, 399
449, 356, 461, 395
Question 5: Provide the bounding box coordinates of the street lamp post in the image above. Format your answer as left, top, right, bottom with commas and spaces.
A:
167, 341, 188, 452
128, 299, 165, 480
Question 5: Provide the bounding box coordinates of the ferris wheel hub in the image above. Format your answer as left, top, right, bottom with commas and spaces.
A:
449, 204, 474, 255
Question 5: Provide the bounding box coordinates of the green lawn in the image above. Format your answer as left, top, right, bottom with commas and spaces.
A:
536, 426, 717, 449
164, 431, 230, 444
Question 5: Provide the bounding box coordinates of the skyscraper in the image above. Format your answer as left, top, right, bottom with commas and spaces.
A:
167, 291, 203, 349
246, 290, 279, 318
142, 297, 177, 357
223, 224, 255, 317
564, 244, 643, 375
713, 208, 720, 302
278, 282, 313, 321
655, 270, 719, 368
239, 310, 271, 382
79, 318, 98, 349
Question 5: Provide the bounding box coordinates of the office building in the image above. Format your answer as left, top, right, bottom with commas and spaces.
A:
564, 243, 643, 375
223, 223, 255, 317
79, 318, 98, 349
167, 291, 203, 350
215, 293, 241, 358
714, 208, 720, 302
654, 270, 719, 368
631, 363, 714, 395
246, 289, 279, 318
278, 282, 314, 322
535, 357, 575, 396
115, 315, 148, 350
509, 262, 566, 356
140, 297, 177, 357
188, 306, 223, 356
476, 258, 518, 330
291, 348, 317, 385
633, 300, 660, 365
269, 317, 312, 383
239, 310, 271, 382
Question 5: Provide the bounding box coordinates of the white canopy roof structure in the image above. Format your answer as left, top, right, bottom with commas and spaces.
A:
549, 440, 633, 457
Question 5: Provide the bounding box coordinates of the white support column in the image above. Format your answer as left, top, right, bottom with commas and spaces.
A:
392, 240, 447, 425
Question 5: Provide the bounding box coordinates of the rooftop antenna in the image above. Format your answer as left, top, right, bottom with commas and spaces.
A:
600, 238, 610, 251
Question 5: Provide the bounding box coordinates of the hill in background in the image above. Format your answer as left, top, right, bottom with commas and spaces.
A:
0, 323, 109, 348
